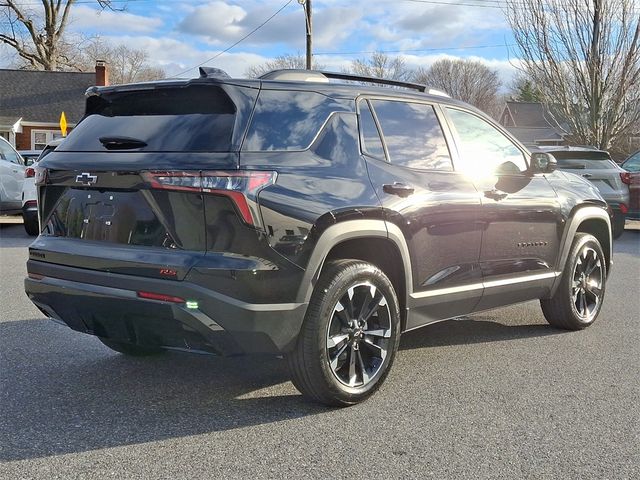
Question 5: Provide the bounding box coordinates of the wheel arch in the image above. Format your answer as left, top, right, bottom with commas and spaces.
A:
296, 220, 413, 328
550, 204, 612, 296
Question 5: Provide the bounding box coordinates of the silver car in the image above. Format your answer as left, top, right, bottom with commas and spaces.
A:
0, 136, 25, 215
537, 146, 629, 238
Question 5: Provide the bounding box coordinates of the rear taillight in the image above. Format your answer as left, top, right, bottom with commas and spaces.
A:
24, 200, 37, 208
620, 203, 628, 214
141, 170, 276, 226
25, 167, 35, 178
620, 172, 632, 185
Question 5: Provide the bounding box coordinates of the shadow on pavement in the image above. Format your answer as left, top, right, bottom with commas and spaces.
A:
400, 317, 561, 351
0, 224, 34, 248
0, 319, 329, 462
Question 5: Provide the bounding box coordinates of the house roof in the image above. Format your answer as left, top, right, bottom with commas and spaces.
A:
506, 126, 565, 145
505, 102, 552, 128
0, 69, 95, 124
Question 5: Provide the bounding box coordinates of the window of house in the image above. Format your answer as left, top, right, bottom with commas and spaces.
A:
446, 108, 527, 175
32, 130, 63, 150
370, 100, 453, 171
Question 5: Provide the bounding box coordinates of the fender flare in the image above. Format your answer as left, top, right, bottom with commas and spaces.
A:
550, 205, 611, 295
295, 219, 414, 305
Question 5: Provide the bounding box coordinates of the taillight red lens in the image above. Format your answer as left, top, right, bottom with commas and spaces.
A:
25, 167, 35, 178
142, 170, 276, 226
137, 291, 185, 303
620, 203, 628, 214
620, 172, 632, 185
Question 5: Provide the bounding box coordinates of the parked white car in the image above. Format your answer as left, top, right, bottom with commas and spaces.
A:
22, 138, 63, 235
0, 136, 25, 215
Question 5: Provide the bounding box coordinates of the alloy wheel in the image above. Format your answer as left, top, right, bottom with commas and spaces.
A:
571, 246, 603, 322
325, 282, 392, 388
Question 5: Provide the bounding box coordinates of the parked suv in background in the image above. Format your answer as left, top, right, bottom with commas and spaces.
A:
534, 146, 629, 238
621, 150, 640, 220
25, 69, 612, 406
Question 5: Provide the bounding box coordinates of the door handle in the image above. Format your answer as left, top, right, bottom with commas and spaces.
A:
484, 188, 508, 201
582, 173, 593, 178
383, 183, 414, 197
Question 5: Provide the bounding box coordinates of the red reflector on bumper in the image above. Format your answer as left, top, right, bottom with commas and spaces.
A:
137, 291, 185, 303
28, 273, 45, 280
620, 203, 628, 214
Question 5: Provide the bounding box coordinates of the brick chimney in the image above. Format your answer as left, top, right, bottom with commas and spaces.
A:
95, 60, 109, 86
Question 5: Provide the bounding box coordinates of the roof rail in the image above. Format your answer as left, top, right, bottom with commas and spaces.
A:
259, 69, 450, 97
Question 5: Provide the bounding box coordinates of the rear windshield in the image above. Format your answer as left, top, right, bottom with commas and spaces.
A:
58, 85, 236, 152
550, 151, 617, 170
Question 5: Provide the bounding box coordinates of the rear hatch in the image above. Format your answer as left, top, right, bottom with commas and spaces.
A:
550, 151, 627, 202
33, 80, 260, 280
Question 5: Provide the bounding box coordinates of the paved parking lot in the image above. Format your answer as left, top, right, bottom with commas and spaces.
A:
1, 223, 638, 479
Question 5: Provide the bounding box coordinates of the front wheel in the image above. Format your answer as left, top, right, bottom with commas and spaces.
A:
541, 233, 606, 330
287, 260, 401, 407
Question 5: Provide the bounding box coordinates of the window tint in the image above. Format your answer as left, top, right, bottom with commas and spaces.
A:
371, 100, 452, 171
312, 113, 360, 165
59, 86, 236, 152
359, 101, 385, 159
0, 138, 22, 164
446, 108, 527, 175
244, 90, 349, 151
550, 151, 617, 170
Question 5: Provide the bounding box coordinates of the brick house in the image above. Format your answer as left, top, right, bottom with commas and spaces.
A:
0, 61, 108, 150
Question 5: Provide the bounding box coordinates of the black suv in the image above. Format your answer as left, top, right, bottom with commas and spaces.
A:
25, 69, 612, 406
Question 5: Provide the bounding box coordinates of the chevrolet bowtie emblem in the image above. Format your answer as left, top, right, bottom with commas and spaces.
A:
76, 172, 97, 185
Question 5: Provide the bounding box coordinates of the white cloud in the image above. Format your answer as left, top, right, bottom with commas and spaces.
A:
68, 5, 163, 34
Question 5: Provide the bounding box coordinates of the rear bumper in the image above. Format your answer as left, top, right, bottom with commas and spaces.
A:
24, 260, 307, 355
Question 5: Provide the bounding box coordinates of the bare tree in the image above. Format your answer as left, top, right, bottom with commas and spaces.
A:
347, 51, 411, 81
412, 58, 502, 115
505, 0, 640, 150
0, 0, 112, 70
245, 54, 324, 78
77, 39, 164, 84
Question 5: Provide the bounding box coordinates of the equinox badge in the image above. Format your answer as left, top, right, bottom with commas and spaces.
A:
76, 172, 97, 185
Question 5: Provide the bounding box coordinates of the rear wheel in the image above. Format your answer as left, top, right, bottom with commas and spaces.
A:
287, 260, 401, 407
541, 233, 606, 330
23, 212, 39, 236
98, 338, 165, 356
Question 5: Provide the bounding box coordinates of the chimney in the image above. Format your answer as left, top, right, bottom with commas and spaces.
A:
95, 60, 109, 86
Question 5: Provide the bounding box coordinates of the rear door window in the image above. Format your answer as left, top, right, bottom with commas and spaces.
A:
58, 85, 237, 152
358, 101, 386, 159
370, 99, 453, 171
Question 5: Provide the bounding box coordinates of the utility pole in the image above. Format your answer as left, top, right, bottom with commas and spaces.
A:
300, 0, 313, 69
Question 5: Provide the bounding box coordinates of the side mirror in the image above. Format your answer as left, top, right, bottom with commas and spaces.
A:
530, 152, 557, 174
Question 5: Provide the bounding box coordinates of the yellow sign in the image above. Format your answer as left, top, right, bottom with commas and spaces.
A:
59, 111, 68, 137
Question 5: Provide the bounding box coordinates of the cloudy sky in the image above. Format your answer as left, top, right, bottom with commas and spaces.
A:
1, 0, 520, 84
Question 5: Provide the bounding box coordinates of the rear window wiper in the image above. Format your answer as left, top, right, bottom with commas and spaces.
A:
99, 136, 147, 150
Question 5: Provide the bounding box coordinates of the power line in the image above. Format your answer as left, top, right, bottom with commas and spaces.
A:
171, 0, 295, 77
316, 43, 516, 56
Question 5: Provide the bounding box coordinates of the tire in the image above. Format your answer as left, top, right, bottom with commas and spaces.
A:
287, 259, 401, 407
541, 233, 606, 330
612, 214, 625, 239
98, 337, 165, 356
23, 213, 39, 236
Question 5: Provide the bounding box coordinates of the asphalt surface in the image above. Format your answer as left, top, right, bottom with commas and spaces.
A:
1, 223, 638, 479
